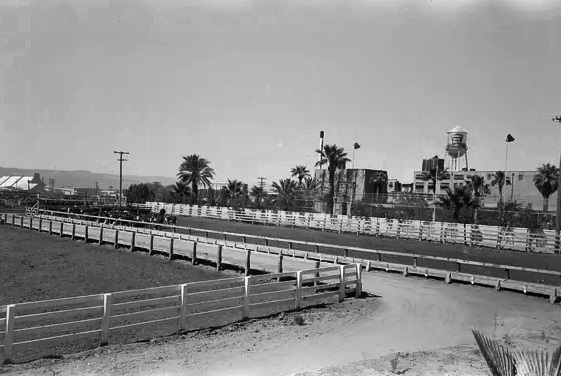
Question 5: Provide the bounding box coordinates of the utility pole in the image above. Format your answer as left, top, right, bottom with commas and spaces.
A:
258, 177, 266, 190
48, 178, 55, 193
114, 150, 129, 207
94, 181, 99, 193
552, 117, 561, 246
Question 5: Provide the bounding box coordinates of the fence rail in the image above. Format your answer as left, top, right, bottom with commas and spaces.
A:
4, 212, 561, 306
0, 252, 361, 363
142, 202, 560, 254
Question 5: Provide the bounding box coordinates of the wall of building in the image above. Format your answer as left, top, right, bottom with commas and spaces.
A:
412, 170, 557, 211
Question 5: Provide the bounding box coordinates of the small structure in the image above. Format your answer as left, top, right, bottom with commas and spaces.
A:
0, 173, 46, 192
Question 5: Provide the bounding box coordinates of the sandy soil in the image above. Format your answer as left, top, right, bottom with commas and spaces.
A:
3, 267, 559, 375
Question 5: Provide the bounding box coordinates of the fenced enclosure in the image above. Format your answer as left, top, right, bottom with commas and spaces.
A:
141, 202, 559, 254
5, 212, 561, 303
0, 263, 361, 363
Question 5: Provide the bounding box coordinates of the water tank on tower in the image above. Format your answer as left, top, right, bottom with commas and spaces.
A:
445, 125, 469, 171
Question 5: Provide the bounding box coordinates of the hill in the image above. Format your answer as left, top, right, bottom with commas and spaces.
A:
0, 167, 176, 189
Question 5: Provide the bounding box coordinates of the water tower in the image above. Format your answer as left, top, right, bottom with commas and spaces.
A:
445, 125, 469, 171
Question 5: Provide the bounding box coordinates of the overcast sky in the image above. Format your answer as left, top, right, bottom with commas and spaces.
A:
1, 0, 560, 185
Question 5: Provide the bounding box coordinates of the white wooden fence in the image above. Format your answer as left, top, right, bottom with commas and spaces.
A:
145, 202, 559, 254
6, 212, 561, 306
0, 259, 361, 363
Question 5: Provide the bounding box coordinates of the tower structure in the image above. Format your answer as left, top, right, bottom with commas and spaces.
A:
444, 125, 469, 172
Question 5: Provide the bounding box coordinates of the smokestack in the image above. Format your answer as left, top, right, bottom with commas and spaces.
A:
318, 131, 325, 166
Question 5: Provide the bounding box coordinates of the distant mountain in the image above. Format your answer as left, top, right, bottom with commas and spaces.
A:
0, 167, 177, 190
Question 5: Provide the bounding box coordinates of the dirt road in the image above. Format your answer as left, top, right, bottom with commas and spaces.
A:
4, 266, 560, 375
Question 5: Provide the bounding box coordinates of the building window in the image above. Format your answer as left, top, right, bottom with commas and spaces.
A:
415, 174, 424, 180
454, 174, 464, 180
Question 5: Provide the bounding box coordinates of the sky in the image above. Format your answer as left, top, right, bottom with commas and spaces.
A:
1, 0, 560, 186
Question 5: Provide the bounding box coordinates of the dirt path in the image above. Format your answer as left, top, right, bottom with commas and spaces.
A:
4, 267, 559, 375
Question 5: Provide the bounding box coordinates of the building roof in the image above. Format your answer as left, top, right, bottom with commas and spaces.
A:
0, 176, 39, 190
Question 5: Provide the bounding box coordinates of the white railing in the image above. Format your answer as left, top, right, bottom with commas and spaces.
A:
6, 212, 561, 305
143, 202, 559, 254
0, 256, 361, 363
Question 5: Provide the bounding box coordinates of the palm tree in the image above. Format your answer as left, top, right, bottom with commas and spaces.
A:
490, 170, 511, 223
171, 181, 191, 203
373, 171, 389, 203
272, 178, 298, 211
490, 171, 511, 204
250, 185, 267, 209
177, 154, 215, 203
226, 179, 249, 207
436, 185, 481, 223
315, 144, 351, 215
291, 165, 311, 187
466, 175, 491, 224
422, 168, 450, 196
301, 176, 320, 192
533, 163, 559, 212
466, 175, 491, 198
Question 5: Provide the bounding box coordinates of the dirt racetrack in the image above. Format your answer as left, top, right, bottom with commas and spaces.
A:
172, 216, 561, 285
2, 220, 561, 375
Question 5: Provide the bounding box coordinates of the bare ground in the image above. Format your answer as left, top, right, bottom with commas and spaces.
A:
2, 223, 561, 375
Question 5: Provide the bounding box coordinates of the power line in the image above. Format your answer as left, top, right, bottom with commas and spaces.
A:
113, 150, 129, 207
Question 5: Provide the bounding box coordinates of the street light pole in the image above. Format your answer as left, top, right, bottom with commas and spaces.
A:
114, 150, 129, 207
553, 117, 561, 232
349, 142, 361, 217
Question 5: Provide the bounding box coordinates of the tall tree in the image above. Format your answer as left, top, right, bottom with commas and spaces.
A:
533, 163, 559, 212
301, 176, 320, 192
490, 171, 511, 204
466, 174, 491, 223
226, 179, 249, 208
290, 165, 311, 186
436, 185, 481, 223
250, 185, 267, 209
177, 154, 215, 203
373, 171, 389, 204
422, 168, 451, 196
315, 144, 351, 215
272, 178, 298, 211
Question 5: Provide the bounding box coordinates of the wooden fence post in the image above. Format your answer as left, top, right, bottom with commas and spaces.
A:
20, 216, 24, 228
191, 242, 197, 265
3, 304, 15, 364
278, 251, 283, 274
100, 293, 113, 346
113, 229, 119, 248
169, 238, 174, 261
59, 221, 63, 237
295, 271, 302, 310
314, 261, 320, 286
288, 242, 293, 250
180, 284, 187, 331
216, 245, 222, 271
99, 225, 104, 245
49, 220, 52, 235
149, 235, 154, 255
338, 265, 345, 302
356, 263, 362, 298
243, 276, 251, 320
71, 224, 76, 240
29, 217, 33, 230
245, 249, 251, 276
38, 218, 42, 232
130, 231, 135, 251
11, 214, 15, 226
265, 239, 269, 247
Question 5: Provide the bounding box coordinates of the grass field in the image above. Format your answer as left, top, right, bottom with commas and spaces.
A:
0, 225, 236, 362
174, 216, 561, 286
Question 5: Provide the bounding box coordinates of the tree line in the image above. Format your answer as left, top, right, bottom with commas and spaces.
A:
125, 145, 559, 229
